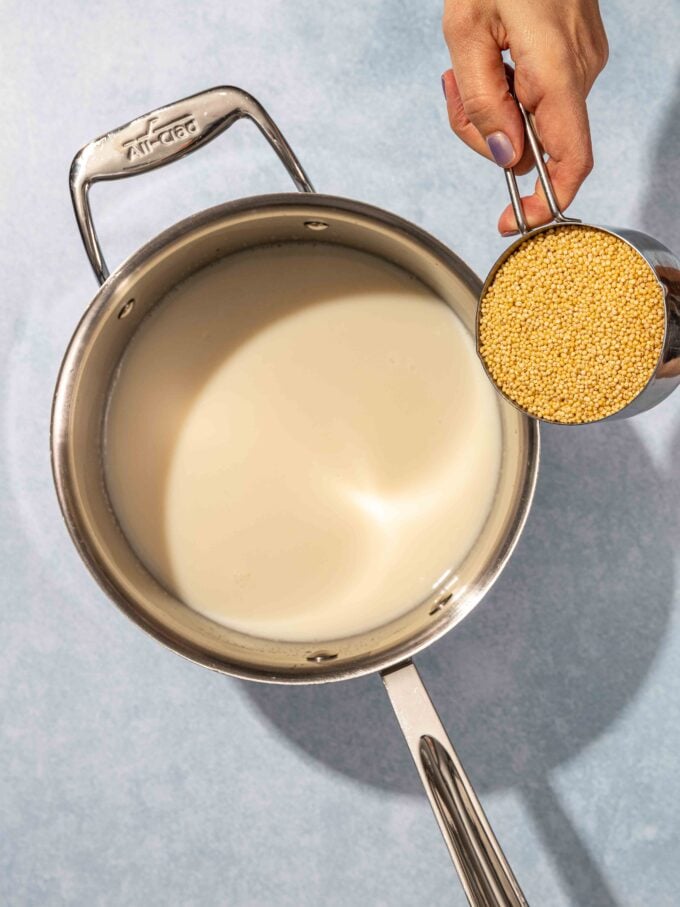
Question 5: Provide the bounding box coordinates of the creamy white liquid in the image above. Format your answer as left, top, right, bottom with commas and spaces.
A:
105, 244, 502, 641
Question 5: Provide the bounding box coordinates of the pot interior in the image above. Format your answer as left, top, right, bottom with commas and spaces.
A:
52, 194, 538, 682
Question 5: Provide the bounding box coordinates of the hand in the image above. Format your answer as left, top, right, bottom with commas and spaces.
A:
441, 0, 609, 234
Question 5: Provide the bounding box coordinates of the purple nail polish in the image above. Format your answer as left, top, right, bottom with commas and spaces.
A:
441, 75, 447, 100
486, 131, 515, 168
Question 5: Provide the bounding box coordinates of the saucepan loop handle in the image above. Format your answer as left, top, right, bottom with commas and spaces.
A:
382, 662, 529, 906
69, 86, 315, 285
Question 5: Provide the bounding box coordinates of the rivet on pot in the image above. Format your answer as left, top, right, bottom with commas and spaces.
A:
118, 298, 135, 319
429, 593, 453, 616
304, 221, 329, 231
306, 651, 338, 663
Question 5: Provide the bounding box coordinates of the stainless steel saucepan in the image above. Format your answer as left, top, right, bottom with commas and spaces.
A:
52, 86, 539, 906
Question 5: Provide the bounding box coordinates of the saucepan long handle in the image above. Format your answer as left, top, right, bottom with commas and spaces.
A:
382, 661, 528, 907
70, 86, 314, 284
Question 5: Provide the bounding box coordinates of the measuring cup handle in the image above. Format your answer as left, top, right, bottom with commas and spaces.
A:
69, 86, 315, 284
504, 92, 578, 235
382, 661, 529, 907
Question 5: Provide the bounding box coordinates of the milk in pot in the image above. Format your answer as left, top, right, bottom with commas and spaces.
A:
104, 244, 502, 641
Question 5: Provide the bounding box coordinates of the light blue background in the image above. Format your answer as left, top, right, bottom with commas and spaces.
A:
2, 1, 680, 904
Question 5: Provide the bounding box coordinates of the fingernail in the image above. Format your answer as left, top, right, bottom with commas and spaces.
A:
501, 229, 519, 237
441, 75, 447, 100
486, 131, 515, 168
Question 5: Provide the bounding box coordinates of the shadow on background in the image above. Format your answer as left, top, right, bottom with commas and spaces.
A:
244, 72, 680, 902
245, 420, 676, 906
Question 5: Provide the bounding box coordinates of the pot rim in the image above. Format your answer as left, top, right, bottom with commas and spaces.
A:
51, 192, 540, 684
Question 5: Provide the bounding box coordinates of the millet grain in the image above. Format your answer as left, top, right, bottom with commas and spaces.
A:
479, 226, 665, 423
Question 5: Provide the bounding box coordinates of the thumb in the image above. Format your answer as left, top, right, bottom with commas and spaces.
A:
448, 36, 524, 168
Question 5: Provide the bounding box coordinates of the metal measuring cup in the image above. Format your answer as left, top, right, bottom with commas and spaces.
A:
477, 97, 680, 423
